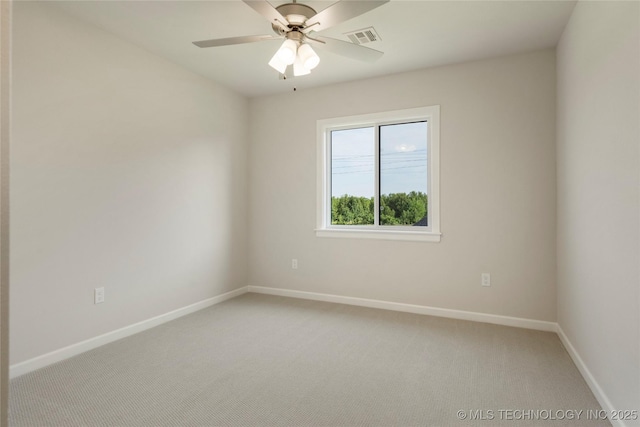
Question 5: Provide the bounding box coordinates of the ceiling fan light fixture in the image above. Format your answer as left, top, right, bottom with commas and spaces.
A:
293, 56, 311, 76
192, 0, 389, 81
298, 43, 320, 70
277, 39, 298, 65
268, 52, 288, 74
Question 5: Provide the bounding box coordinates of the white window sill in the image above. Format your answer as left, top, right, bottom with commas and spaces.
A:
315, 228, 442, 242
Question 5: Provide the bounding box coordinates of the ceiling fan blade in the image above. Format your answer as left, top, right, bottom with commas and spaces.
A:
193, 35, 280, 48
310, 36, 384, 63
242, 0, 288, 28
305, 0, 389, 33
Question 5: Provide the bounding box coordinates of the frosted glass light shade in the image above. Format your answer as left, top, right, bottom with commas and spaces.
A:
268, 52, 287, 74
293, 56, 311, 76
298, 43, 320, 70
277, 39, 298, 65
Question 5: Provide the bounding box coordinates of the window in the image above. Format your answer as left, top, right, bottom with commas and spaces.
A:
316, 106, 441, 242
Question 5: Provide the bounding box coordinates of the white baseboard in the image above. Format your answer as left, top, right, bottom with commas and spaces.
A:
10, 286, 249, 378
248, 286, 557, 332
556, 325, 627, 427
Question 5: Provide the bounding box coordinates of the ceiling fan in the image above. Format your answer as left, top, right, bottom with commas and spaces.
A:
193, 0, 388, 77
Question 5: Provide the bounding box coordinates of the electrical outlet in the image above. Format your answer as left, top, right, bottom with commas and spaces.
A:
291, 259, 298, 270
94, 287, 105, 304
481, 273, 491, 287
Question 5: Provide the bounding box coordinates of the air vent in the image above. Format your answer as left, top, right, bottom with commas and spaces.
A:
344, 27, 380, 45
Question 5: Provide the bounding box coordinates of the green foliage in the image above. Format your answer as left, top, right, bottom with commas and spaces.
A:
331, 192, 427, 226
331, 195, 374, 225
380, 191, 427, 225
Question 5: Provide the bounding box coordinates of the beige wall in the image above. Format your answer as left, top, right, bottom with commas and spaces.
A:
248, 50, 557, 322
557, 0, 640, 415
10, 2, 249, 364
0, 1, 10, 423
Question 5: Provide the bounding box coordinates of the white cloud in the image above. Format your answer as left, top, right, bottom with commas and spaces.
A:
394, 144, 416, 152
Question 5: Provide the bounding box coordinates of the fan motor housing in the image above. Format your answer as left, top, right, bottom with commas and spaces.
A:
273, 2, 317, 32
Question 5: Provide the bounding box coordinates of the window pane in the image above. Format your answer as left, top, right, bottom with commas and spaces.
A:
331, 127, 375, 225
379, 121, 428, 226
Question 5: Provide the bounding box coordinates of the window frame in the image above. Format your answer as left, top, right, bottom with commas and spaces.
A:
316, 105, 441, 242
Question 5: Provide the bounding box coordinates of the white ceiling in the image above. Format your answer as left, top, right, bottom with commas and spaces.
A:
53, 0, 576, 97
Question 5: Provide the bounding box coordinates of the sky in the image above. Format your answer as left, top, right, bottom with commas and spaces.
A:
331, 121, 428, 198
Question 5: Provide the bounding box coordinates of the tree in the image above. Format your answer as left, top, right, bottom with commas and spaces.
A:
331, 192, 427, 226
331, 195, 374, 225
